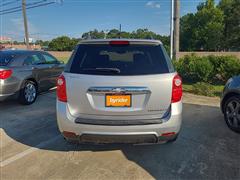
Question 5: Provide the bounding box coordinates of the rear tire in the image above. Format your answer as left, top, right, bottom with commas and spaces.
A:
223, 95, 240, 133
19, 80, 37, 105
63, 137, 79, 144
167, 134, 178, 143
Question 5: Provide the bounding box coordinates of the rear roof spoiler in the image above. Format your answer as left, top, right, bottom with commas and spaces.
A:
78, 39, 162, 45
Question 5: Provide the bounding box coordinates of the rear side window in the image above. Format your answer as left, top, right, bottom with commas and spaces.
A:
69, 44, 172, 76
0, 53, 16, 66
42, 53, 58, 64
23, 54, 43, 65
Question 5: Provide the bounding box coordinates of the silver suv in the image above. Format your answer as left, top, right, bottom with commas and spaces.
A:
56, 39, 182, 144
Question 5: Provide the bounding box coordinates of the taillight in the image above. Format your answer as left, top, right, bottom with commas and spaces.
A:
62, 131, 77, 139
0, 69, 12, 79
109, 40, 129, 45
57, 75, 67, 102
171, 74, 182, 103
162, 132, 176, 137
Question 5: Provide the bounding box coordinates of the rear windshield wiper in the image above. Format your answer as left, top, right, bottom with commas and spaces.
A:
82, 68, 121, 74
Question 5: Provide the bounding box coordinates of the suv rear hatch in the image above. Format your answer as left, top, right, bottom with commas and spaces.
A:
62, 40, 176, 120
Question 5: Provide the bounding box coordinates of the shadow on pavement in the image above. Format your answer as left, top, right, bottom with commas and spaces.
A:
1, 92, 240, 179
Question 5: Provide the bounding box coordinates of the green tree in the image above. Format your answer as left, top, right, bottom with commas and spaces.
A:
219, 0, 240, 50
82, 29, 105, 39
43, 41, 50, 47
180, 0, 224, 51
180, 13, 196, 51
13, 41, 19, 45
71, 38, 79, 49
131, 28, 155, 39
35, 40, 50, 47
107, 29, 120, 38
35, 40, 43, 45
82, 28, 170, 54
48, 36, 78, 51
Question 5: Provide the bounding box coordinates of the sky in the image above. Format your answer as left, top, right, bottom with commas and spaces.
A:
0, 0, 219, 41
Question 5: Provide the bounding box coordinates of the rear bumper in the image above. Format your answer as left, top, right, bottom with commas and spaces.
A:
0, 79, 21, 101
78, 133, 178, 144
0, 93, 15, 101
56, 100, 182, 144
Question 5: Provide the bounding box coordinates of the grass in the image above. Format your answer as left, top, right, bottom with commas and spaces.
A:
183, 83, 224, 97
58, 57, 69, 63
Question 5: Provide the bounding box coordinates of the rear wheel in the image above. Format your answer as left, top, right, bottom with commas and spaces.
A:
223, 95, 240, 133
167, 134, 178, 143
19, 80, 37, 105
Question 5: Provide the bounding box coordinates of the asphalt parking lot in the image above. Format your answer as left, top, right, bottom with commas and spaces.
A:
1, 92, 239, 180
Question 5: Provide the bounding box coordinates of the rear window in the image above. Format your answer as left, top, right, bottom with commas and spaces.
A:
69, 44, 173, 76
0, 52, 16, 66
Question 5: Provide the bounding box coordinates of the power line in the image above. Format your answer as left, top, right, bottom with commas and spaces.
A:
0, 0, 52, 13
0, 0, 48, 13
0, 0, 20, 7
0, 1, 55, 15
1, 0, 63, 50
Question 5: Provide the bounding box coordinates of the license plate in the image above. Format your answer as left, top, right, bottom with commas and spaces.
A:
105, 94, 131, 107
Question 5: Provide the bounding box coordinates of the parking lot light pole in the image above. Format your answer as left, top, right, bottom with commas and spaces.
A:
22, 0, 30, 49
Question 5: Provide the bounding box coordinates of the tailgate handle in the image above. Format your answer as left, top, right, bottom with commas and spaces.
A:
87, 87, 151, 95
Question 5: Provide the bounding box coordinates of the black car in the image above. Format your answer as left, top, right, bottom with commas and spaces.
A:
221, 76, 240, 133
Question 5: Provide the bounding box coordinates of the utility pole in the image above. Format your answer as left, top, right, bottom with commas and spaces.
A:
170, 0, 174, 59
22, 0, 30, 49
119, 24, 122, 39
173, 0, 180, 60
104, 29, 109, 39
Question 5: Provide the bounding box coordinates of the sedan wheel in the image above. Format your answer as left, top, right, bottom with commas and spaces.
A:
19, 81, 37, 105
224, 96, 240, 133
24, 83, 37, 103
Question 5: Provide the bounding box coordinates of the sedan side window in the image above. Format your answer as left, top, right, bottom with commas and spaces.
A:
24, 55, 43, 65
42, 54, 58, 64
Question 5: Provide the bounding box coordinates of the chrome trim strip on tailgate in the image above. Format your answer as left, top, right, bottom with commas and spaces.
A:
87, 87, 151, 95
